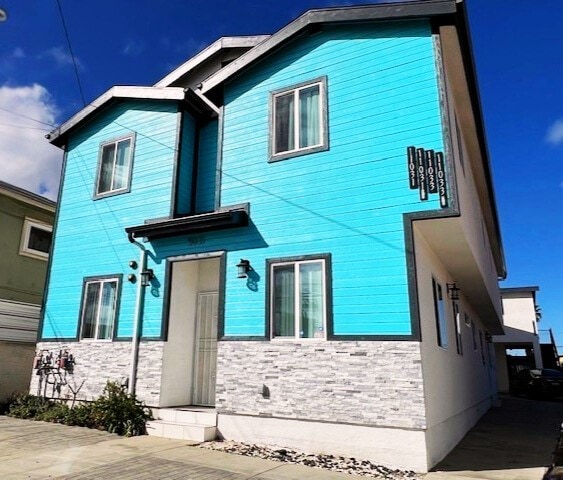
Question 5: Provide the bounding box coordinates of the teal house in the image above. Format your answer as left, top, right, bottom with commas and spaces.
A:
37, 0, 507, 471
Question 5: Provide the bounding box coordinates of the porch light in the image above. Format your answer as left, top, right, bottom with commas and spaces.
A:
237, 259, 251, 278
140, 268, 154, 287
446, 283, 460, 301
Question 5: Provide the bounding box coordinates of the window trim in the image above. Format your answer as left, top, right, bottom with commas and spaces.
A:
19, 217, 52, 261
94, 133, 136, 199
453, 301, 463, 355
269, 76, 329, 162
78, 274, 122, 341
266, 253, 332, 341
432, 278, 448, 349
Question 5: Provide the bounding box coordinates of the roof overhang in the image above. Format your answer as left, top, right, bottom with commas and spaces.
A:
201, 0, 458, 94
125, 204, 249, 241
0, 180, 56, 211
48, 86, 188, 148
154, 35, 270, 88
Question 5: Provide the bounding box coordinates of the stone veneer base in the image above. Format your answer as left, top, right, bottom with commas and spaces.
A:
30, 341, 165, 406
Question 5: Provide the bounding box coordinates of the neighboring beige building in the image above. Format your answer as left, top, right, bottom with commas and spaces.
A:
493, 286, 542, 393
0, 180, 55, 401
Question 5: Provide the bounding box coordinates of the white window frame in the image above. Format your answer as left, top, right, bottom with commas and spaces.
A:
19, 217, 52, 260
269, 257, 327, 340
79, 276, 120, 341
94, 134, 135, 198
432, 278, 448, 348
270, 77, 328, 161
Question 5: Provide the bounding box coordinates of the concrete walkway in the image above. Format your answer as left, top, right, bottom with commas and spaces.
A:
426, 395, 563, 480
0, 395, 561, 479
0, 416, 353, 480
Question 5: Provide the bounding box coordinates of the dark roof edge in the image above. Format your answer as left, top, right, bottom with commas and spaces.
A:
455, 0, 507, 279
500, 286, 540, 294
201, 0, 458, 93
0, 180, 56, 209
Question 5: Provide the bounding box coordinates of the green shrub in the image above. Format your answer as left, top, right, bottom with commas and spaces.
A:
88, 382, 153, 436
8, 394, 55, 419
6, 382, 152, 437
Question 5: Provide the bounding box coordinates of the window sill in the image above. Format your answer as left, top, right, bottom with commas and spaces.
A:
269, 143, 328, 163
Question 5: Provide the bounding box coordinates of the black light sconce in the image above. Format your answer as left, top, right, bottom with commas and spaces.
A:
140, 268, 154, 287
446, 282, 460, 301
485, 332, 493, 343
236, 259, 251, 278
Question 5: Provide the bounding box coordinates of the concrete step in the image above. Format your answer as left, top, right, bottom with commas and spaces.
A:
157, 408, 216, 426
146, 420, 216, 442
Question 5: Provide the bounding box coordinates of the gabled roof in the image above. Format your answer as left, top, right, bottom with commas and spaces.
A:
201, 0, 457, 94
48, 86, 186, 147
154, 36, 270, 88
0, 180, 56, 211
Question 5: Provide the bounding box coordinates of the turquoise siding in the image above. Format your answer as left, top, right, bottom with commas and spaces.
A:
42, 100, 180, 339
195, 119, 218, 213
219, 20, 445, 336
176, 113, 196, 215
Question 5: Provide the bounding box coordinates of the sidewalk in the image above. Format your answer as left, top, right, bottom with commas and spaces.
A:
426, 395, 563, 480
0, 416, 353, 480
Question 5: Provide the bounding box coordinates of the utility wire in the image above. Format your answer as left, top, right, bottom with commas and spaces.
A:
0, 105, 56, 127
0, 122, 50, 131
55, 0, 86, 107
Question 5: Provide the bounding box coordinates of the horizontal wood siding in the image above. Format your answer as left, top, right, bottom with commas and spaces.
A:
42, 100, 181, 339
175, 112, 195, 215
218, 20, 444, 337
195, 119, 218, 213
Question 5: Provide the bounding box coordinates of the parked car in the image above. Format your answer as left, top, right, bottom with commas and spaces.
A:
511, 369, 563, 398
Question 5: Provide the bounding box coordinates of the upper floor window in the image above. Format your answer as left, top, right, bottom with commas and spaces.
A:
268, 254, 330, 339
95, 134, 135, 198
79, 275, 121, 340
19, 217, 52, 260
270, 77, 328, 161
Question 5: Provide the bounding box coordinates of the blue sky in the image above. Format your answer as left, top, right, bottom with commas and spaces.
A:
1, 0, 562, 344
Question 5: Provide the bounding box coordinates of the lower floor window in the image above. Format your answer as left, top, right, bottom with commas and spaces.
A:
269, 255, 329, 339
79, 276, 120, 340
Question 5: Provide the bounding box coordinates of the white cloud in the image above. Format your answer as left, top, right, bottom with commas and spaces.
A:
40, 46, 83, 70
12, 47, 25, 59
122, 39, 145, 56
0, 84, 63, 200
546, 120, 563, 145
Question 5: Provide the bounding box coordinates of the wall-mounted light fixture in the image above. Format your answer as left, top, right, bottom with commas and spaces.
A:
236, 259, 251, 278
446, 282, 460, 301
140, 269, 154, 287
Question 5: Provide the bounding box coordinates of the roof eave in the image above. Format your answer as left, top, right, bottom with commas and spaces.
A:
48, 86, 186, 148
201, 0, 458, 94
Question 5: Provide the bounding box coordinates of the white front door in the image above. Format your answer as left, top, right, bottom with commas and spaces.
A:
193, 292, 218, 406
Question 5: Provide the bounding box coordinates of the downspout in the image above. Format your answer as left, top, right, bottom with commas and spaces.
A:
127, 231, 147, 396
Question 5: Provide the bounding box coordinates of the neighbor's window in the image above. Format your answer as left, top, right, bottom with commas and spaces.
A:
79, 276, 120, 340
19, 217, 52, 260
433, 278, 448, 348
269, 256, 329, 339
95, 135, 134, 197
271, 77, 327, 159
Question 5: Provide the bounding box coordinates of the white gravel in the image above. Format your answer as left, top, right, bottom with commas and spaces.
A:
199, 440, 423, 479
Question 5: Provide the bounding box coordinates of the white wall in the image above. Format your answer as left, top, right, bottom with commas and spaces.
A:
501, 295, 537, 334
160, 257, 220, 407
415, 228, 496, 469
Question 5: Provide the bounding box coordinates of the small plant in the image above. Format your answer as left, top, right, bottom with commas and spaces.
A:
88, 381, 153, 436
8, 394, 55, 419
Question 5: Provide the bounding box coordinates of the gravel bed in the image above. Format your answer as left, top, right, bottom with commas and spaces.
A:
199, 440, 423, 479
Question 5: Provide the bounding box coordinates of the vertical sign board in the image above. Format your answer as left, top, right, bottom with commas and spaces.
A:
416, 148, 427, 201
407, 146, 417, 189
435, 152, 448, 208
425, 150, 437, 194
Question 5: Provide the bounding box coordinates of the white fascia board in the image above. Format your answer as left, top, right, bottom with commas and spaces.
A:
154, 35, 270, 88
48, 86, 185, 147
0, 181, 56, 211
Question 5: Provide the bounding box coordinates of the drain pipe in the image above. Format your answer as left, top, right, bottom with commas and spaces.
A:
127, 232, 147, 396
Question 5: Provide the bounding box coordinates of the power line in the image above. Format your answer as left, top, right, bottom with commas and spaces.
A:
54, 0, 86, 107
0, 122, 50, 131
0, 105, 56, 127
